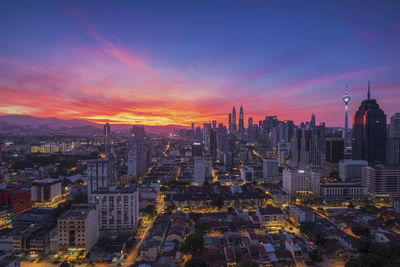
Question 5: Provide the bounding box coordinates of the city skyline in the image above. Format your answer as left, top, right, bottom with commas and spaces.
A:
1, 1, 400, 126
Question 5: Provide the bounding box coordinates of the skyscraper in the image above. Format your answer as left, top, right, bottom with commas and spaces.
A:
343, 85, 351, 149
388, 113, 400, 165
103, 123, 110, 137
238, 105, 244, 135
232, 106, 237, 133
352, 81, 387, 164
203, 123, 211, 152
228, 113, 232, 133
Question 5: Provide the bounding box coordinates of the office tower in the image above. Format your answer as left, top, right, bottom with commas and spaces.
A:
325, 137, 344, 163
194, 156, 212, 185
202, 123, 211, 152
127, 137, 147, 178
192, 142, 203, 156
87, 159, 115, 197
58, 203, 99, 256
0, 144, 2, 164
103, 123, 110, 137
388, 113, 400, 165
216, 124, 228, 153
191, 123, 195, 135
248, 117, 253, 129
343, 85, 352, 149
339, 159, 368, 182
210, 128, 217, 160
362, 165, 400, 199
89, 185, 139, 232
238, 105, 244, 135
263, 158, 279, 183
228, 113, 232, 133
310, 114, 316, 128
212, 120, 217, 129
130, 126, 145, 139
195, 126, 202, 140
282, 167, 320, 197
352, 81, 387, 164
232, 106, 237, 133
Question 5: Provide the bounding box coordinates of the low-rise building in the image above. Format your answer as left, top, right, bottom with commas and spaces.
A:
320, 182, 367, 202
256, 206, 284, 232
288, 205, 314, 224
57, 203, 99, 256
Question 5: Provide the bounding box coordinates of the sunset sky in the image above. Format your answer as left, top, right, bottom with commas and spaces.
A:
0, 0, 399, 127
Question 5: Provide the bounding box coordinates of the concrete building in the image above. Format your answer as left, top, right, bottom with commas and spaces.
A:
362, 165, 400, 199
282, 168, 320, 198
194, 156, 212, 185
87, 159, 115, 197
263, 158, 279, 183
89, 185, 139, 233
31, 178, 62, 202
339, 160, 368, 183
320, 182, 367, 202
255, 206, 284, 232
57, 203, 99, 256
288, 205, 314, 223
240, 166, 254, 183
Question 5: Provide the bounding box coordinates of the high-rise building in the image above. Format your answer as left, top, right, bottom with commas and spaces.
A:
263, 158, 279, 183
127, 137, 147, 177
202, 123, 211, 152
290, 126, 325, 168
89, 185, 139, 232
282, 168, 320, 198
194, 156, 212, 185
339, 159, 368, 182
325, 137, 344, 163
352, 81, 387, 164
343, 85, 352, 149
232, 106, 237, 133
362, 165, 400, 199
87, 159, 115, 197
228, 113, 232, 133
212, 120, 217, 129
192, 142, 203, 156
238, 105, 244, 136
388, 113, 400, 165
310, 114, 316, 128
31, 178, 62, 202
103, 123, 110, 137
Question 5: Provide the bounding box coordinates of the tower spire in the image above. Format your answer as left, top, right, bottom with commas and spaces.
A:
367, 80, 371, 100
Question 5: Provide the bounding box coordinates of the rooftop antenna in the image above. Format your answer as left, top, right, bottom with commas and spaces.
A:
367, 80, 371, 100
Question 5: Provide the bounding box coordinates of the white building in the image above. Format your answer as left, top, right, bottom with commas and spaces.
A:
89, 185, 139, 232
320, 182, 367, 201
58, 203, 99, 256
255, 206, 284, 232
194, 156, 212, 185
263, 158, 279, 183
288, 205, 314, 223
31, 178, 62, 202
282, 168, 320, 198
339, 160, 368, 182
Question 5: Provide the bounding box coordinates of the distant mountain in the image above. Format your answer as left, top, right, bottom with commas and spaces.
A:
0, 115, 99, 129
0, 115, 188, 134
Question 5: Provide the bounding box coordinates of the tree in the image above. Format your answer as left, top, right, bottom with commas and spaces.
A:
60, 260, 72, 267
351, 226, 370, 237
239, 260, 258, 267
210, 198, 224, 210
144, 204, 157, 219
165, 204, 176, 214
227, 207, 235, 212
309, 249, 323, 263
181, 232, 204, 255
185, 258, 208, 267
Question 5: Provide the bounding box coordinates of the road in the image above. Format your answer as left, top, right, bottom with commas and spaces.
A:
123, 200, 165, 266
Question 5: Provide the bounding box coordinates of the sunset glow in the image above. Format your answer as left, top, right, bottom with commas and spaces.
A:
1, 1, 400, 126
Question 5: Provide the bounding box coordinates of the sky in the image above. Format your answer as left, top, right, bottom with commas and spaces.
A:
0, 0, 399, 127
